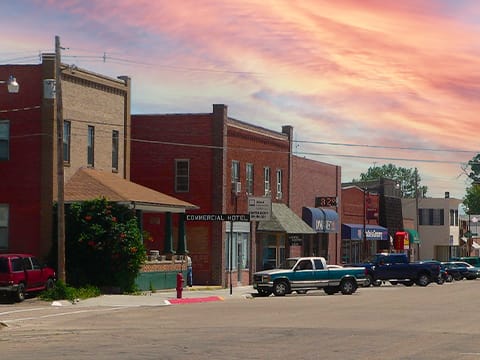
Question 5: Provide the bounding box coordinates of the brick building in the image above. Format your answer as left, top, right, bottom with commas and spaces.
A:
131, 104, 344, 286
0, 55, 194, 262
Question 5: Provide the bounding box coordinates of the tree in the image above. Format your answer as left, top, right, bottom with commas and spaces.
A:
462, 154, 480, 214
352, 164, 427, 198
63, 198, 147, 292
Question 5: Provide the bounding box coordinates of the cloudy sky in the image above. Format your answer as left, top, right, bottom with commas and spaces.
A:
2, 0, 479, 199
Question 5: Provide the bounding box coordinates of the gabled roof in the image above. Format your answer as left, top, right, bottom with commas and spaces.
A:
64, 168, 198, 213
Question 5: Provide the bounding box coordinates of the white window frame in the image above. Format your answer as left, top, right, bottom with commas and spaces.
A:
264, 167, 271, 196
276, 169, 283, 199
246, 163, 254, 195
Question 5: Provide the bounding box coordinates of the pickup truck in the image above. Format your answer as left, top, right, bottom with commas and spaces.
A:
0, 253, 56, 302
354, 253, 441, 287
252, 257, 367, 296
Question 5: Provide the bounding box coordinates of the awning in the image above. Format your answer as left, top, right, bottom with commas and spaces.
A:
342, 223, 389, 241
405, 228, 420, 244
64, 167, 198, 213
472, 242, 480, 250
302, 207, 338, 233
257, 203, 316, 234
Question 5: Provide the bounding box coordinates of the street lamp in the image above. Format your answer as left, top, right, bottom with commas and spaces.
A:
0, 75, 19, 93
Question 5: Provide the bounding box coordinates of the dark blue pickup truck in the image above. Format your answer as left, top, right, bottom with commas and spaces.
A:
354, 253, 441, 287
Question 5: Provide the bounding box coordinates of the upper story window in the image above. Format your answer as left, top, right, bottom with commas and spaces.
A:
87, 126, 95, 167
231, 160, 240, 193
450, 209, 458, 226
112, 130, 119, 172
63, 121, 71, 164
175, 159, 189, 192
0, 204, 8, 249
246, 163, 254, 195
264, 167, 271, 196
419, 208, 444, 226
276, 169, 283, 200
0, 121, 10, 161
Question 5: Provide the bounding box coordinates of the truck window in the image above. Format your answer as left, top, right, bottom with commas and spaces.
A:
314, 259, 324, 270
0, 258, 8, 273
297, 260, 313, 270
11, 258, 24, 272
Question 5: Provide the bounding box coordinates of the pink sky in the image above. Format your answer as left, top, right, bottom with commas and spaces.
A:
1, 0, 479, 198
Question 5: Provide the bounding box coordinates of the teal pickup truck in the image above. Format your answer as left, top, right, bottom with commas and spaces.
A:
253, 257, 367, 296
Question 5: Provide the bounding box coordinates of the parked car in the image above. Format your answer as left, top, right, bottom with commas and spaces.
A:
442, 261, 480, 281
352, 253, 441, 287
253, 257, 367, 296
450, 256, 480, 269
0, 253, 56, 302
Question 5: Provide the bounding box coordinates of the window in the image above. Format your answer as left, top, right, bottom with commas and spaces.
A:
87, 126, 95, 167
276, 169, 283, 199
246, 163, 254, 195
63, 121, 71, 163
231, 160, 240, 193
264, 167, 271, 196
450, 209, 458, 226
112, 130, 119, 171
0, 121, 9, 161
175, 159, 189, 192
419, 208, 444, 226
0, 204, 8, 249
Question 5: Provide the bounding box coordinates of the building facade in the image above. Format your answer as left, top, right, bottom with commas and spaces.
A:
131, 104, 341, 286
0, 55, 131, 259
402, 195, 462, 261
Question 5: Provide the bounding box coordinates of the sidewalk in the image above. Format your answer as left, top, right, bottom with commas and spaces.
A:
56, 285, 254, 307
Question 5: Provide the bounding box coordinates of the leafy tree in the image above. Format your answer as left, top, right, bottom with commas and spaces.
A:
462, 154, 480, 214
352, 164, 427, 198
462, 185, 480, 215
63, 198, 147, 292
464, 154, 480, 184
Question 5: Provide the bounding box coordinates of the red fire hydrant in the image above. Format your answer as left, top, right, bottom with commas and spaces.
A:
176, 272, 183, 299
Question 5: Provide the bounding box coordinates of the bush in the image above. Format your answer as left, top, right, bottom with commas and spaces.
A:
40, 281, 101, 302
62, 198, 147, 292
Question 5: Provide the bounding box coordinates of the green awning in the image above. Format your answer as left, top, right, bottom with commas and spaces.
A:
405, 228, 420, 244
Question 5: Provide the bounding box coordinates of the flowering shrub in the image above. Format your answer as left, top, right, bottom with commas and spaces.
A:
63, 198, 146, 292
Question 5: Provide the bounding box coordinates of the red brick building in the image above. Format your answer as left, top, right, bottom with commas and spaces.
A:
132, 104, 342, 286
0, 55, 194, 262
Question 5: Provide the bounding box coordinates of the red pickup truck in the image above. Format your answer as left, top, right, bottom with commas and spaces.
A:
0, 253, 56, 302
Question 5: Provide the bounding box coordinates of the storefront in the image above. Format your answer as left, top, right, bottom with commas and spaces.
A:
257, 203, 316, 270
301, 207, 339, 262
341, 223, 389, 264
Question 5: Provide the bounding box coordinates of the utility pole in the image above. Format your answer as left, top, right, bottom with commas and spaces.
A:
414, 168, 419, 260
55, 35, 66, 283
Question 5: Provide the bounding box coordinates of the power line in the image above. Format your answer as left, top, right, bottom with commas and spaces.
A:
294, 140, 479, 154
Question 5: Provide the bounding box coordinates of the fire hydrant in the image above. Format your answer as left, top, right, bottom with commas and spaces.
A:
176, 272, 184, 299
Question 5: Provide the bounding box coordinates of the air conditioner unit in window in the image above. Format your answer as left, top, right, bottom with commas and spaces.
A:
276, 191, 283, 199
232, 181, 241, 194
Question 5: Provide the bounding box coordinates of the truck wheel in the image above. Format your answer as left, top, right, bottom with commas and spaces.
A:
446, 274, 453, 282
14, 283, 26, 302
256, 288, 272, 297
324, 286, 338, 295
273, 280, 289, 296
372, 279, 382, 287
403, 280, 414, 287
416, 273, 430, 287
46, 278, 55, 290
340, 279, 357, 295
390, 281, 398, 286
364, 275, 374, 287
